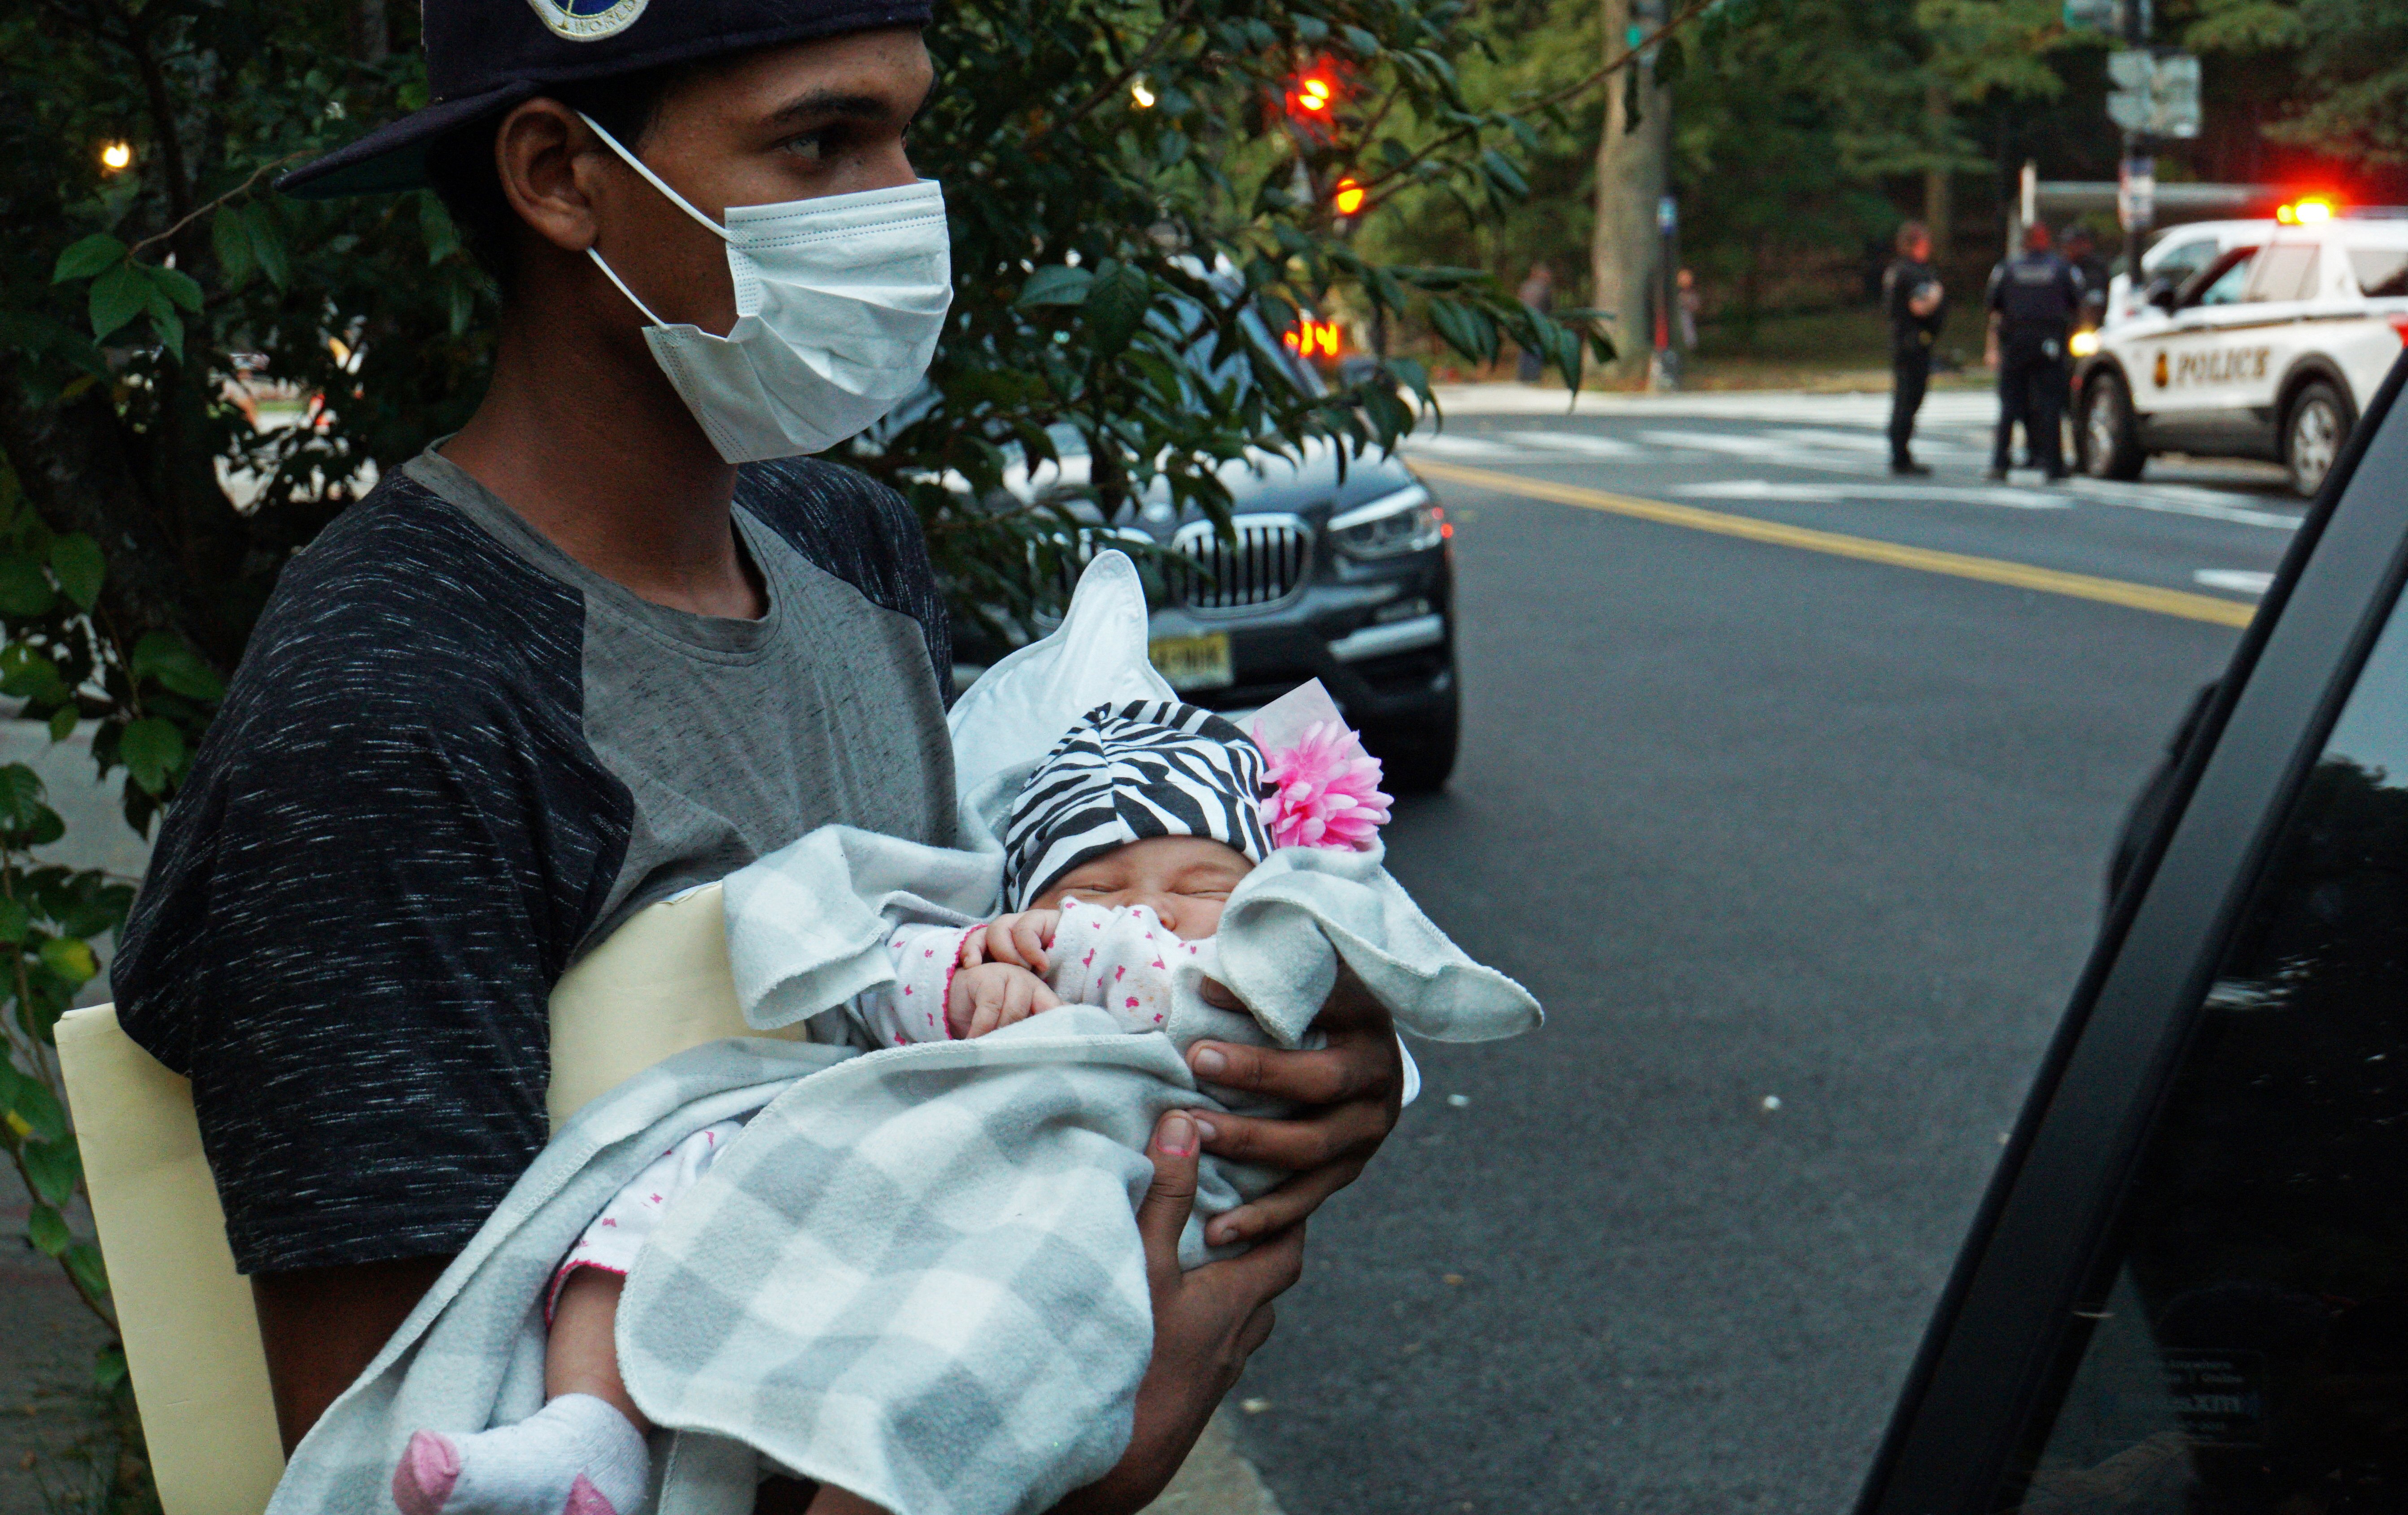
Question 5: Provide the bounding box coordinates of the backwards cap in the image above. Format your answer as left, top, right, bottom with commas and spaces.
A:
1002, 701, 1272, 909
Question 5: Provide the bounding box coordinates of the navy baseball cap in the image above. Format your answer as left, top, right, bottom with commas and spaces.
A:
279, 0, 932, 199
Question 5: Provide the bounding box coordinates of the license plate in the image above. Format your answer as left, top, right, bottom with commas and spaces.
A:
1148, 632, 1233, 691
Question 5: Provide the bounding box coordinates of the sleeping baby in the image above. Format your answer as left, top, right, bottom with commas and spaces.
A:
393, 695, 1394, 1515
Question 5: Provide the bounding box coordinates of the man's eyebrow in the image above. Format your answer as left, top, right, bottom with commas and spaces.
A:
767, 89, 899, 125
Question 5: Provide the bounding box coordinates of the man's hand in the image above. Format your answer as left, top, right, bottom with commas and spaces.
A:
1050, 1111, 1304, 1515
1188, 967, 1402, 1248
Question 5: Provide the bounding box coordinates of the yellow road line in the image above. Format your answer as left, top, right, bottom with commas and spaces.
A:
1411, 457, 2257, 629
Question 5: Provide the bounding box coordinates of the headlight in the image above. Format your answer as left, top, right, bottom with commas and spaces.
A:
1329, 483, 1445, 559
2069, 329, 2100, 358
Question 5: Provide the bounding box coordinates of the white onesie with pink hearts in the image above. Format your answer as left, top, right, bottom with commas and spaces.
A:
864, 898, 1212, 1046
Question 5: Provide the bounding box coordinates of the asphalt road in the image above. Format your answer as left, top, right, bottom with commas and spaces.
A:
1224, 390, 2296, 1515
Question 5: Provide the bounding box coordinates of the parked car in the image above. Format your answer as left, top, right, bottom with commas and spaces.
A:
949, 317, 1461, 791
2074, 211, 2408, 496
1859, 347, 2408, 1512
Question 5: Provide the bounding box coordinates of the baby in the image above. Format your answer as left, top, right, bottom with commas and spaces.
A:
393, 697, 1389, 1515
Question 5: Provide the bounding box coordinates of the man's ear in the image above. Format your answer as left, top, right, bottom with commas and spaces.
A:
494, 98, 605, 256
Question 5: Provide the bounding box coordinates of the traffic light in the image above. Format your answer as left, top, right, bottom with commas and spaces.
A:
1333, 178, 1366, 216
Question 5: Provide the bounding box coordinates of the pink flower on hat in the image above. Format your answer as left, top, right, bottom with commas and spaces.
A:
1259, 719, 1390, 851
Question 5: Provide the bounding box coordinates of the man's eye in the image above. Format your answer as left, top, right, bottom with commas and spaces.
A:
782, 130, 837, 162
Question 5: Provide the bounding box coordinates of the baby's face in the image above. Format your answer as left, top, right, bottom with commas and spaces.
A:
1033, 835, 1252, 941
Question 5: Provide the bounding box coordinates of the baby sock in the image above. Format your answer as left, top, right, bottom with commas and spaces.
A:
391, 1392, 649, 1515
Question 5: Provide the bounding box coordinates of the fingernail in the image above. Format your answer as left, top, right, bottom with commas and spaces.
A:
1193, 1117, 1218, 1143
1209, 1212, 1245, 1244
1159, 1113, 1196, 1156
1192, 1047, 1227, 1077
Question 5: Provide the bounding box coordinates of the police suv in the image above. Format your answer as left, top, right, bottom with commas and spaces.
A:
2073, 212, 2408, 495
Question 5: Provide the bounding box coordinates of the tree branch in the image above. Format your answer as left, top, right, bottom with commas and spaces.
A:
1355, 0, 1721, 196
128, 152, 308, 261
1049, 0, 1201, 131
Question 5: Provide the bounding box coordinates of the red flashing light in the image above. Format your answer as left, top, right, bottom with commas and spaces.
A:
1334, 178, 1366, 215
1296, 75, 1334, 113
1283, 320, 1343, 359
2278, 196, 2338, 225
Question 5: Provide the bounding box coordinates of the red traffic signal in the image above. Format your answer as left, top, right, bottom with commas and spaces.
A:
1333, 178, 1366, 215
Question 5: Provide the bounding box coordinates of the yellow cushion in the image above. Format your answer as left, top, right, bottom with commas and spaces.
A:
54, 881, 782, 1515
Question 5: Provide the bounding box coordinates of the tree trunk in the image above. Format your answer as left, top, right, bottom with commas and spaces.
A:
357, 0, 389, 64
1923, 81, 1953, 265
1591, 0, 1670, 383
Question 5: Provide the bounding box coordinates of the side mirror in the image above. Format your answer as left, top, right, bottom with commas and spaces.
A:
2145, 276, 2179, 311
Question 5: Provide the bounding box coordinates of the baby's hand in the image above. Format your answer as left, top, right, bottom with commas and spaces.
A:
961, 910, 1062, 974
948, 963, 1063, 1038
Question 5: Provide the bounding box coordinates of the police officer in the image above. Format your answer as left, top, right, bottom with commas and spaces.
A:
1986, 222, 2085, 481
1884, 221, 1946, 476
2062, 225, 2110, 334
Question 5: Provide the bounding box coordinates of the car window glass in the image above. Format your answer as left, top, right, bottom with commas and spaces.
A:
1999, 573, 2408, 1511
2152, 240, 2215, 283
2245, 243, 2321, 303
2182, 249, 2259, 309
2350, 247, 2408, 298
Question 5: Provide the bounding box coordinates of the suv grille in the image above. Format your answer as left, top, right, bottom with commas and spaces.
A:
1169, 515, 1311, 610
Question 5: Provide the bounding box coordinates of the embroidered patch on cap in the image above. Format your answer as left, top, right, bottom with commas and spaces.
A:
525, 0, 649, 40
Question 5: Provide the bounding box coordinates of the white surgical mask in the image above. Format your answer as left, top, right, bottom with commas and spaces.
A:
578, 113, 953, 463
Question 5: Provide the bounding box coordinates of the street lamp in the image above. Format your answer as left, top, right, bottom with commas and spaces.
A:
99, 141, 132, 173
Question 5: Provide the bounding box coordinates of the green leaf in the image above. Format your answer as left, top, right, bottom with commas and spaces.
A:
150, 264, 204, 313
0, 763, 39, 829
1015, 265, 1094, 307
87, 264, 149, 342
26, 1201, 69, 1257
0, 1058, 66, 1140
247, 209, 291, 289
46, 707, 76, 743
131, 631, 225, 702
419, 191, 463, 266
213, 205, 255, 284
91, 1340, 126, 1390
0, 897, 30, 944
39, 937, 96, 987
119, 717, 186, 795
0, 645, 71, 708
21, 1133, 80, 1205
52, 234, 126, 284
0, 556, 55, 618
20, 807, 61, 846
1084, 261, 1150, 355
49, 534, 103, 610
151, 306, 186, 362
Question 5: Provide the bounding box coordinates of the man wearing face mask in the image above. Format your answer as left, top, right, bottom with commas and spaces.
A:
108, 2, 1405, 1508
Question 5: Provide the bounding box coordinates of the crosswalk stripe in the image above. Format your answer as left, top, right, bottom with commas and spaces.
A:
1409, 458, 2258, 629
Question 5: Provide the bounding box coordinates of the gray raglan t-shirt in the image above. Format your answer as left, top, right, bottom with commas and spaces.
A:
115, 446, 957, 1273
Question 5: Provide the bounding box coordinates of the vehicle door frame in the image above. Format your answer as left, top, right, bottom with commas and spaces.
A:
1854, 350, 2408, 1515
2140, 244, 2278, 455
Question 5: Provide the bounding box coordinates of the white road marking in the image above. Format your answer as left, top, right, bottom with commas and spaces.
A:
2194, 569, 2276, 595
1638, 430, 1884, 475
1398, 433, 1526, 460
1500, 430, 1644, 458
1678, 479, 2070, 510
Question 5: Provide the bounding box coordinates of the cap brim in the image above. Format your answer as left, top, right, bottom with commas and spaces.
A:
277, 80, 541, 200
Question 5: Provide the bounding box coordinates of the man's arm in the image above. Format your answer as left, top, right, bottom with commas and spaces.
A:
252, 1255, 454, 1453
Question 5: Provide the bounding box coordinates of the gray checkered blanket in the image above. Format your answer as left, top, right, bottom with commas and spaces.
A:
271, 841, 1537, 1515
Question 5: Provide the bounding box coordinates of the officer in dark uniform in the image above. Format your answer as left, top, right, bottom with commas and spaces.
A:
1986, 221, 2085, 481
2062, 225, 2110, 334
1883, 221, 1946, 476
